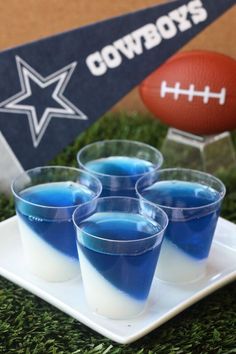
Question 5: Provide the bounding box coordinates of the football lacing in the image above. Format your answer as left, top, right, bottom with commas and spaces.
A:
160, 81, 226, 105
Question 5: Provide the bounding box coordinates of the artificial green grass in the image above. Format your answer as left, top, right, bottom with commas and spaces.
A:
0, 112, 236, 353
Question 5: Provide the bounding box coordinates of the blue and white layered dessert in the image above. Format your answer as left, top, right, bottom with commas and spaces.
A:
16, 181, 96, 281
141, 180, 221, 283
76, 211, 162, 319
85, 156, 155, 197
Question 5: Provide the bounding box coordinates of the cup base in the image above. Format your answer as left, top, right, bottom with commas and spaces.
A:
155, 239, 207, 284
24, 262, 80, 283
90, 304, 146, 321
79, 249, 151, 320
18, 220, 80, 282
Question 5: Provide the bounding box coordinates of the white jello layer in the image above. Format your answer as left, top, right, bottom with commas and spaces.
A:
78, 248, 146, 319
156, 238, 206, 283
17, 217, 80, 282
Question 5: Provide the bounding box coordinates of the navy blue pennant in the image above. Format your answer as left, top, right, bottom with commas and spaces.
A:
0, 0, 235, 169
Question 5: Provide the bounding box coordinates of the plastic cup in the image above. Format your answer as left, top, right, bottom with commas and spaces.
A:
136, 168, 226, 283
73, 196, 168, 319
77, 139, 163, 197
12, 166, 102, 282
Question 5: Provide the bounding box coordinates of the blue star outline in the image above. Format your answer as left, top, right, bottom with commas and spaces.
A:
0, 56, 87, 147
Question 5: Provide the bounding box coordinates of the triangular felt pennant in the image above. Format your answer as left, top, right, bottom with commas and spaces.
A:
0, 0, 235, 172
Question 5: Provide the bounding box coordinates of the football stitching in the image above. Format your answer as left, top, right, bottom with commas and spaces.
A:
160, 81, 226, 105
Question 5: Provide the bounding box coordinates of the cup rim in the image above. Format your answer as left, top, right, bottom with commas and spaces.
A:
72, 196, 169, 243
135, 167, 226, 212
11, 165, 102, 210
77, 139, 163, 179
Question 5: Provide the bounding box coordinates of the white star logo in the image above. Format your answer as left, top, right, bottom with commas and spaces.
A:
0, 56, 87, 147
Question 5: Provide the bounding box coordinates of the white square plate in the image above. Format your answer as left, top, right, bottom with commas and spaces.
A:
0, 216, 235, 344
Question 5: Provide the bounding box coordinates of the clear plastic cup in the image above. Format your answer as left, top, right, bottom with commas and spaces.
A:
77, 140, 163, 197
136, 168, 226, 283
73, 196, 168, 319
12, 166, 102, 282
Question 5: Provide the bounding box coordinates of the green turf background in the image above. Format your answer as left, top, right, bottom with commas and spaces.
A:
0, 113, 235, 353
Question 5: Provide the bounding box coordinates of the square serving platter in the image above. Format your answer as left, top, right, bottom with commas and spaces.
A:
0, 215, 235, 344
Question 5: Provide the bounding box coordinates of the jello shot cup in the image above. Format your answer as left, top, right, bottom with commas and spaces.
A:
12, 166, 102, 282
73, 196, 168, 319
136, 168, 226, 283
77, 140, 163, 197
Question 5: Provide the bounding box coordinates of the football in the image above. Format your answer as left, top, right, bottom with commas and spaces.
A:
139, 50, 236, 135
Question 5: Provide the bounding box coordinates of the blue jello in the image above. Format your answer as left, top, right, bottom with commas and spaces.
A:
85, 156, 155, 197
78, 211, 162, 300
17, 182, 96, 258
141, 180, 221, 260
